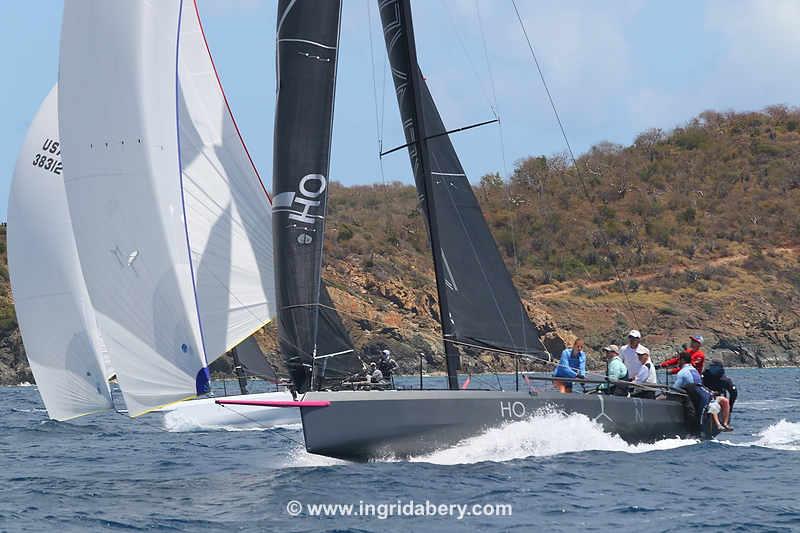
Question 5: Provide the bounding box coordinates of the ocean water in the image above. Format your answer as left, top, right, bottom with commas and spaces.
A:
1, 368, 799, 532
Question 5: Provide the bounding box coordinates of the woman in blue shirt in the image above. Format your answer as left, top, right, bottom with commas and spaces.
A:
553, 338, 586, 392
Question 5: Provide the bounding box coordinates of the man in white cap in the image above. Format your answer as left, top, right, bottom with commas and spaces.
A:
620, 329, 648, 379
377, 349, 399, 381
631, 346, 658, 398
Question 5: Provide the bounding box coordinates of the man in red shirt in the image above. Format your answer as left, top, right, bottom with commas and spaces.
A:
660, 335, 705, 374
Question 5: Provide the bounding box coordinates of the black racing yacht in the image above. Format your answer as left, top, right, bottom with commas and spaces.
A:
221, 0, 716, 461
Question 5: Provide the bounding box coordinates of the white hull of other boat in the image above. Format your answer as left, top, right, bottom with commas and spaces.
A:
158, 391, 299, 431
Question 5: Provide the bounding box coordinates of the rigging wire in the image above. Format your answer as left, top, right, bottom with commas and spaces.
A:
366, 0, 389, 188
438, 0, 498, 119
110, 384, 307, 448
216, 404, 307, 447
475, 0, 533, 363
509, 0, 641, 330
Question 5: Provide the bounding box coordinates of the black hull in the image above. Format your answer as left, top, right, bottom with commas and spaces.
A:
300, 390, 706, 461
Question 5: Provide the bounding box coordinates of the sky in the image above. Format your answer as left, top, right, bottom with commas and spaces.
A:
2, 1, 800, 221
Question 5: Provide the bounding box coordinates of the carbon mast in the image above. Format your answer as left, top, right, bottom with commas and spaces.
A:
378, 0, 460, 390
379, 0, 549, 390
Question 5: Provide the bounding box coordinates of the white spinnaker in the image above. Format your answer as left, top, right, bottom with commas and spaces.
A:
7, 86, 113, 421
179, 1, 275, 361
59, 1, 208, 416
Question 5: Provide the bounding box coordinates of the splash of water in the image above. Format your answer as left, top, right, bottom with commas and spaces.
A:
750, 419, 800, 451
288, 445, 349, 468
410, 410, 697, 465
162, 409, 301, 433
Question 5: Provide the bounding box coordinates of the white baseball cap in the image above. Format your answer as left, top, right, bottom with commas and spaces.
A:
628, 329, 642, 339
636, 345, 650, 356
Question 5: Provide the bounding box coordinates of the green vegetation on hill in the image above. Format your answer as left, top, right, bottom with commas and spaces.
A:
0, 224, 15, 334
482, 105, 800, 285
325, 106, 800, 290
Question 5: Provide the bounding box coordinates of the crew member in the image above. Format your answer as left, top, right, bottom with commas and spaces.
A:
632, 347, 658, 399
378, 349, 399, 381
601, 344, 628, 395
671, 352, 702, 392
706, 396, 730, 432
702, 359, 738, 410
661, 335, 705, 374
620, 330, 647, 379
671, 352, 713, 431
553, 338, 586, 393
367, 362, 384, 384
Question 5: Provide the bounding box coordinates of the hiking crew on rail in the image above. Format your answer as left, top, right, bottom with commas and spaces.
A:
551, 330, 736, 433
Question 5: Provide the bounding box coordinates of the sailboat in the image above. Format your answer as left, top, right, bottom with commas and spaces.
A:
220, 0, 707, 460
7, 0, 298, 427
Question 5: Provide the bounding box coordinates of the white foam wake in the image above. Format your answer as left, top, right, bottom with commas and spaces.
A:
748, 419, 800, 451
288, 445, 349, 468
410, 410, 697, 465
161, 409, 301, 433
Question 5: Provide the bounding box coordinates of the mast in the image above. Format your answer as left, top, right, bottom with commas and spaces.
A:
273, 0, 360, 393
230, 347, 249, 395
379, 0, 549, 385
379, 0, 460, 389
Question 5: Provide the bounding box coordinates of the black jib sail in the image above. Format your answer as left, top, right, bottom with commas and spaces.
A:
273, 0, 359, 392
378, 0, 548, 389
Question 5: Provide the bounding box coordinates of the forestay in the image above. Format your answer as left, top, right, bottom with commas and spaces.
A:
60, 1, 209, 416
8, 86, 113, 421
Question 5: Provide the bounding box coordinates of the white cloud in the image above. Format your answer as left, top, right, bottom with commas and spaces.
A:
702, 0, 800, 109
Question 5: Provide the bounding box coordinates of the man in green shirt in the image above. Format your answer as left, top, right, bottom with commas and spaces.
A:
601, 344, 629, 395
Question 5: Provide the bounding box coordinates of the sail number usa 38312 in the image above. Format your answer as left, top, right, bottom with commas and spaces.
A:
32, 138, 62, 175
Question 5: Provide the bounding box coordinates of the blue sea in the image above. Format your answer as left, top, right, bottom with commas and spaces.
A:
1, 368, 799, 532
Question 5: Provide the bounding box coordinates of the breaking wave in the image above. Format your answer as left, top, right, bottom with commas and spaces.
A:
752, 419, 800, 450
718, 419, 800, 452
410, 409, 697, 465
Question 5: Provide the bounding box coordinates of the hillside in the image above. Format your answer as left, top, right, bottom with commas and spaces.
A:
3, 105, 800, 384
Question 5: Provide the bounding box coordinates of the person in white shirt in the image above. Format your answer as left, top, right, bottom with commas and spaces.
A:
620, 329, 648, 378
633, 348, 657, 385
631, 347, 658, 399
367, 362, 384, 383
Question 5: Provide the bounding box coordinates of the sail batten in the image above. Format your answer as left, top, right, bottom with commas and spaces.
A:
378, 0, 548, 383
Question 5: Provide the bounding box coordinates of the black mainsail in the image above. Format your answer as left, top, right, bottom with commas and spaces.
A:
273, 0, 359, 392
378, 0, 548, 389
